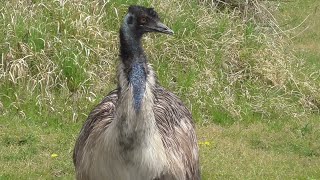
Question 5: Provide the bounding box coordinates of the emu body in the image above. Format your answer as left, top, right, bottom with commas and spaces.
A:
73, 6, 200, 180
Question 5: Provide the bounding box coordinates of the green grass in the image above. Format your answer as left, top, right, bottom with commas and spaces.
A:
0, 0, 320, 179
198, 120, 320, 179
278, 0, 320, 84
0, 115, 76, 179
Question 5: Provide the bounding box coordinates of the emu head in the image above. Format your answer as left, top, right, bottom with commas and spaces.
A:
124, 5, 174, 37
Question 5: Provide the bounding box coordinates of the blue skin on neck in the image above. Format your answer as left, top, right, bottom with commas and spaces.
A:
128, 62, 146, 111
121, 15, 147, 111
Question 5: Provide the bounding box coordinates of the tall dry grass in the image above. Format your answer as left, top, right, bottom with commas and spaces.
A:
0, 0, 319, 123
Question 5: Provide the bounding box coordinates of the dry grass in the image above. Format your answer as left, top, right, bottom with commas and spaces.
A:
1, 0, 319, 122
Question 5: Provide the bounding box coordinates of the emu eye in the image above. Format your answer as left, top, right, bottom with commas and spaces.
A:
140, 17, 147, 24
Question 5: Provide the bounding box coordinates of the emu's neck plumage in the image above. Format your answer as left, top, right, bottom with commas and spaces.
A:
119, 21, 144, 64
116, 16, 159, 155
119, 16, 149, 112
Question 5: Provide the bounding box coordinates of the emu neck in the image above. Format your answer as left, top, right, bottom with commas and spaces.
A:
115, 16, 158, 156
116, 22, 157, 152
120, 24, 144, 66
119, 23, 147, 112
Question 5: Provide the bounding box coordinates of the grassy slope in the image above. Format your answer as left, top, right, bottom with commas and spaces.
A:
0, 0, 319, 179
279, 0, 320, 81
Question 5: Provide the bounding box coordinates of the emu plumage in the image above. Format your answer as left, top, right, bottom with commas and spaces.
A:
73, 5, 200, 180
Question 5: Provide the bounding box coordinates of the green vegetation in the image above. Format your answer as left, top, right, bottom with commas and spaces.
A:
0, 0, 319, 179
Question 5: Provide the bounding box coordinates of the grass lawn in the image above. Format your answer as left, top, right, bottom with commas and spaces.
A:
0, 0, 319, 179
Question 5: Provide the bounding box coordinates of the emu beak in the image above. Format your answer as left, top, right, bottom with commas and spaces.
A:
153, 22, 174, 35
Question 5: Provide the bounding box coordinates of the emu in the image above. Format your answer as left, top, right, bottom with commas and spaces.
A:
73, 5, 200, 180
